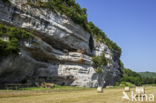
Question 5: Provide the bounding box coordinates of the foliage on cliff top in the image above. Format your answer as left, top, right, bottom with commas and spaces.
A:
25, 0, 121, 55
0, 24, 33, 56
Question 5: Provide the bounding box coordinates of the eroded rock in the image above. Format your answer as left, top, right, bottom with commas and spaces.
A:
0, 0, 121, 88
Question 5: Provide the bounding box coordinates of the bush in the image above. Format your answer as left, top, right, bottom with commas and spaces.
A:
119, 60, 124, 69
92, 52, 107, 68
121, 81, 126, 85
95, 67, 103, 73
6, 37, 19, 54
0, 39, 8, 56
92, 56, 102, 68
92, 52, 107, 73
0, 24, 34, 57
115, 82, 120, 86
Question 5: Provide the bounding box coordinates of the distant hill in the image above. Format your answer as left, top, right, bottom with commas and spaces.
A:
138, 72, 156, 78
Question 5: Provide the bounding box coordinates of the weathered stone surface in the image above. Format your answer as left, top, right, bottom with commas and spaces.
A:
0, 0, 121, 88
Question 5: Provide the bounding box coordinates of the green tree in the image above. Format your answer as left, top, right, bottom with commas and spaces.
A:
120, 68, 143, 86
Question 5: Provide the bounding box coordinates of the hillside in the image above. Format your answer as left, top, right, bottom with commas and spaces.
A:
138, 72, 156, 78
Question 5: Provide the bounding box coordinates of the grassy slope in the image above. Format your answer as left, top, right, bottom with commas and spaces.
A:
0, 87, 156, 103
138, 72, 156, 78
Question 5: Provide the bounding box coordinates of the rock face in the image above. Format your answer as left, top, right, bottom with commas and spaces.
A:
0, 0, 121, 88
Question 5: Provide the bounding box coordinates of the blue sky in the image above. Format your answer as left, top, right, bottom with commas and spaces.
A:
76, 0, 156, 72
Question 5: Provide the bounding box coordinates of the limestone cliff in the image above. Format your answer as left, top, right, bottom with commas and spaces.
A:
0, 0, 122, 88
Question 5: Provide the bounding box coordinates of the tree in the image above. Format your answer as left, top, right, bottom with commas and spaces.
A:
120, 68, 143, 86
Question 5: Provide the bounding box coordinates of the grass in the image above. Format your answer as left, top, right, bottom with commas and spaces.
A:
2, 85, 91, 91
143, 84, 156, 86
0, 87, 156, 103
21, 85, 91, 90
120, 82, 134, 87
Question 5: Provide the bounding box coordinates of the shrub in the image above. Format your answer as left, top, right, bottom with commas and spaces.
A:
115, 82, 120, 86
92, 52, 108, 73
92, 52, 107, 68
0, 39, 8, 56
92, 56, 101, 68
0, 23, 34, 57
119, 60, 124, 68
6, 37, 19, 54
121, 81, 126, 85
95, 67, 103, 73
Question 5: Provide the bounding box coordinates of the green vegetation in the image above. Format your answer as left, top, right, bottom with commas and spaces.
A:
120, 82, 134, 87
136, 71, 156, 85
3, 85, 91, 91
143, 84, 156, 86
119, 68, 143, 86
142, 77, 156, 84
138, 71, 156, 78
92, 52, 107, 67
115, 82, 120, 86
22, 85, 90, 90
115, 81, 134, 87
95, 67, 103, 73
118, 60, 124, 69
118, 68, 156, 86
92, 52, 123, 73
117, 59, 124, 74
0, 24, 34, 57
25, 0, 121, 54
92, 52, 107, 73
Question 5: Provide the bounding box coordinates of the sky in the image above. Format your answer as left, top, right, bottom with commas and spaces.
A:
76, 0, 156, 72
